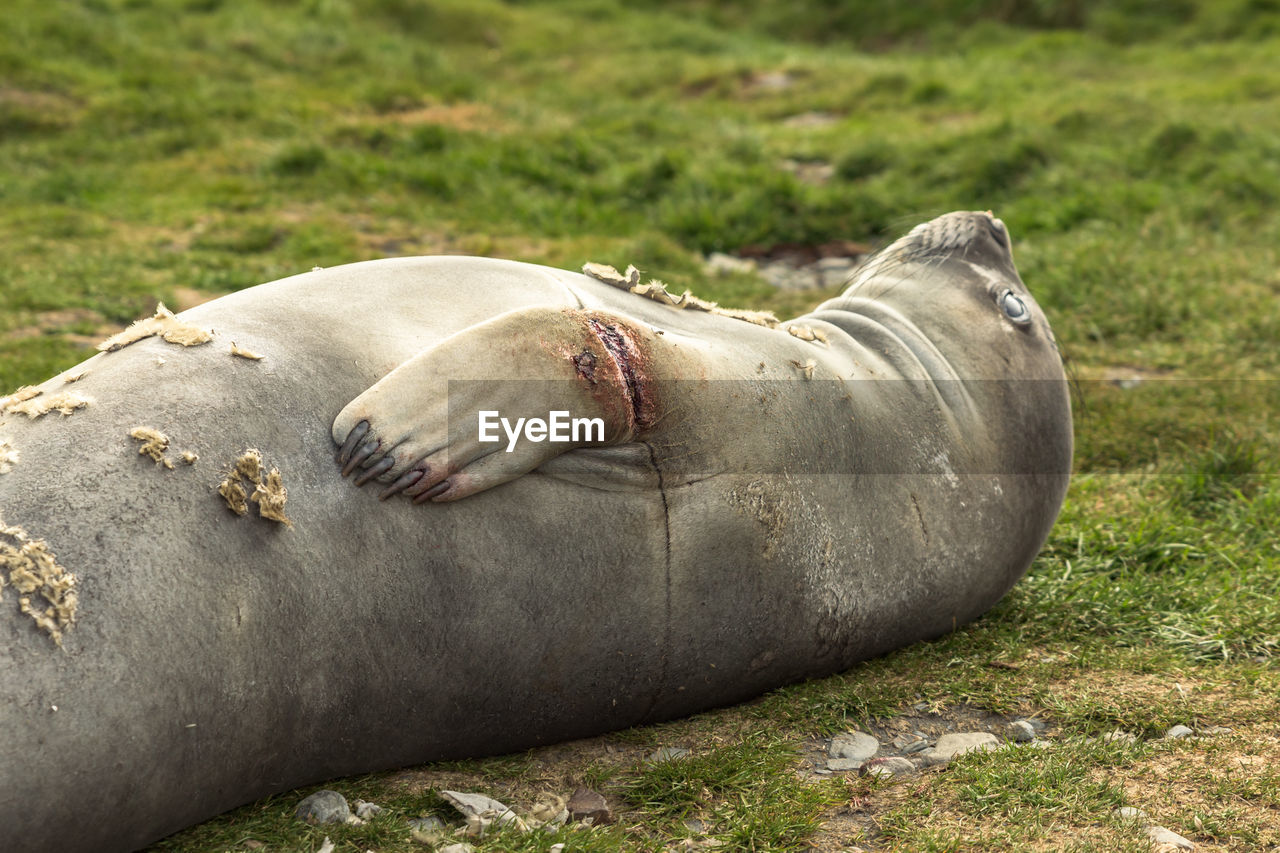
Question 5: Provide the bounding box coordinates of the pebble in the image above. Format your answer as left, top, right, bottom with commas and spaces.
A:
1164, 725, 1195, 739
1148, 825, 1195, 849
1200, 726, 1232, 736
703, 252, 757, 277
782, 111, 839, 129
861, 757, 915, 778
920, 732, 999, 766
1103, 730, 1138, 744
760, 261, 820, 291
650, 746, 691, 762
567, 787, 613, 825
825, 758, 865, 772
438, 845, 475, 853
1007, 720, 1036, 743
902, 739, 932, 754
1116, 806, 1149, 822
812, 257, 857, 287
829, 731, 879, 762
295, 790, 351, 825
317, 838, 334, 853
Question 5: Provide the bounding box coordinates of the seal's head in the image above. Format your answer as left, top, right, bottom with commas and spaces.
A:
841, 210, 1063, 383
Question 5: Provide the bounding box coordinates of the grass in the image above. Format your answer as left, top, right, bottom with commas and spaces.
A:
4, 0, 1280, 850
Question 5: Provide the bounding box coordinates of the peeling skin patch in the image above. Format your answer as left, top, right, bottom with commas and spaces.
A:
0, 438, 17, 474
787, 324, 829, 345
0, 386, 40, 409
218, 477, 249, 516
0, 520, 78, 645
219, 449, 291, 526
129, 427, 175, 470
97, 302, 214, 352
584, 262, 781, 328
4, 390, 93, 419
790, 358, 817, 380
250, 469, 292, 527
235, 448, 263, 484
230, 342, 264, 360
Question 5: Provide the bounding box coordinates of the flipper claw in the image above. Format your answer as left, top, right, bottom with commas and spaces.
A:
355, 455, 395, 486
412, 481, 451, 504
379, 469, 424, 500
337, 420, 370, 465
342, 437, 380, 477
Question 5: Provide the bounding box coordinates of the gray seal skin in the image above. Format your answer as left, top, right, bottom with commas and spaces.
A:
0, 211, 1070, 851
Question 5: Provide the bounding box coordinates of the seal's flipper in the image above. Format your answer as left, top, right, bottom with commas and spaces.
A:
332, 306, 665, 502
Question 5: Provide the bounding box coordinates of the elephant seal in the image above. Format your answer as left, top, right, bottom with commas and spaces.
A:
0, 211, 1070, 851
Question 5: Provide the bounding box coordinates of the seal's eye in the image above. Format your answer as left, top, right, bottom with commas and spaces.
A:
998, 289, 1031, 324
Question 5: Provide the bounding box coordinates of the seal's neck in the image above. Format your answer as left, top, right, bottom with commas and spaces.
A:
810, 294, 960, 383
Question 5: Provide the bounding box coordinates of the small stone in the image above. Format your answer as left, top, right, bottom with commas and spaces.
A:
825, 758, 864, 772
650, 746, 691, 762
242, 842, 266, 851
1023, 718, 1047, 732
912, 702, 929, 712
1148, 825, 1195, 849
861, 757, 915, 778
751, 70, 793, 91
703, 252, 757, 277
438, 845, 475, 853
1200, 726, 1232, 736
550, 845, 566, 853
1007, 721, 1036, 743
931, 732, 998, 760
567, 787, 613, 825
684, 818, 709, 834
782, 111, 839, 129
759, 261, 821, 291
1116, 806, 1149, 822
317, 838, 335, 853
811, 257, 857, 288
902, 739, 932, 754
354, 800, 383, 819
829, 731, 879, 762
1103, 730, 1138, 744
295, 790, 351, 825
1164, 725, 1195, 739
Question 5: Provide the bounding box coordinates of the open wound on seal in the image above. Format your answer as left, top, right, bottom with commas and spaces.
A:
217, 449, 292, 527
0, 520, 78, 645
583, 262, 827, 345
96, 302, 213, 353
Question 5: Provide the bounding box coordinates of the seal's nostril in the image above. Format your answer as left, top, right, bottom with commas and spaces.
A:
987, 217, 1009, 249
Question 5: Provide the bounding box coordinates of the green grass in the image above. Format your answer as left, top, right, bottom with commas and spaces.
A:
4, 0, 1280, 850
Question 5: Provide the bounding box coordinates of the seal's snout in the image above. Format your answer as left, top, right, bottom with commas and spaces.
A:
986, 214, 1009, 249
906, 210, 1014, 263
